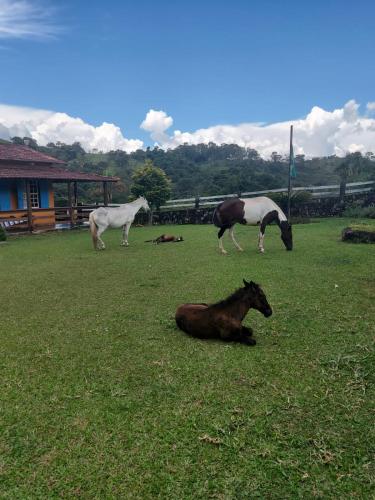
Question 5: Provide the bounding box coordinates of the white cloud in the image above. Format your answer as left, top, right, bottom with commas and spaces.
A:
1, 100, 375, 157
140, 109, 173, 144
0, 0, 61, 39
366, 102, 375, 113
0, 104, 143, 152
144, 100, 375, 158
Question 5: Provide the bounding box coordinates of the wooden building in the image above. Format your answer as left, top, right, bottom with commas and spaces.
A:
0, 143, 118, 232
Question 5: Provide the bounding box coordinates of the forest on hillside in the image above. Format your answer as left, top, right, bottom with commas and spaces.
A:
10, 137, 375, 203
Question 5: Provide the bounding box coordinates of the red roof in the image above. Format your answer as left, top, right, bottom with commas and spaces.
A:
0, 144, 118, 182
0, 163, 118, 182
0, 143, 65, 164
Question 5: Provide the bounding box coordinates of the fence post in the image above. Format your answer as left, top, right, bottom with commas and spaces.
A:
103, 182, 109, 206
25, 180, 33, 232
68, 181, 75, 228
339, 181, 346, 202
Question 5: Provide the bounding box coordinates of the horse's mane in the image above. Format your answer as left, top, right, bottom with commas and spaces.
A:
210, 287, 248, 309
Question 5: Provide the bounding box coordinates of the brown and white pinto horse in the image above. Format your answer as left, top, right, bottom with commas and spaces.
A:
213, 196, 292, 254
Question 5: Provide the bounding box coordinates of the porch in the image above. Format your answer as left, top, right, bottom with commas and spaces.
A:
0, 180, 114, 233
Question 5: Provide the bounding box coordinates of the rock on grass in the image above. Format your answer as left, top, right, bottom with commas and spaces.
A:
342, 225, 375, 243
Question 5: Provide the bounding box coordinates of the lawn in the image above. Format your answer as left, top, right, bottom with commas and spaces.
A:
0, 219, 374, 498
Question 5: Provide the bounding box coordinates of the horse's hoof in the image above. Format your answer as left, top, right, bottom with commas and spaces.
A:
259, 248, 264, 254
221, 250, 228, 255
245, 338, 256, 346
238, 248, 244, 252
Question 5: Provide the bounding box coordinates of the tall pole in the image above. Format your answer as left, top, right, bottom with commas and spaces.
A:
287, 125, 293, 221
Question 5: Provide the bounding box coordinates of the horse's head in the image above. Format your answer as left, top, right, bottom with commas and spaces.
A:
243, 279, 272, 317
280, 221, 293, 251
139, 197, 150, 211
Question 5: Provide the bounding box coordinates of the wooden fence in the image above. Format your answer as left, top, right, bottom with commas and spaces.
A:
159, 180, 375, 210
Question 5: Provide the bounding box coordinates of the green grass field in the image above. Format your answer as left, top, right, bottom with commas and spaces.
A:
0, 219, 374, 498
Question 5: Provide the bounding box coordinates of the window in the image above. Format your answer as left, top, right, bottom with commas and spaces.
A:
23, 181, 40, 208
30, 181, 40, 208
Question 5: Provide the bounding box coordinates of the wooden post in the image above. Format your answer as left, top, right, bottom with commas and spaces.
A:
287, 125, 293, 221
73, 181, 78, 206
26, 179, 33, 232
103, 182, 109, 206
68, 181, 74, 227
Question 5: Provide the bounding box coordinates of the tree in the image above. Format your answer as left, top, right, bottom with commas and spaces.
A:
271, 151, 282, 163
335, 152, 364, 201
130, 160, 172, 222
11, 136, 38, 149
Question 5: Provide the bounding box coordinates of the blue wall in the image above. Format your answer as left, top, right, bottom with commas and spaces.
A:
0, 180, 11, 211
17, 180, 25, 209
39, 180, 50, 208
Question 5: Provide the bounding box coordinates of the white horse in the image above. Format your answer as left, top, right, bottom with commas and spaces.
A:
89, 197, 150, 250
213, 196, 293, 254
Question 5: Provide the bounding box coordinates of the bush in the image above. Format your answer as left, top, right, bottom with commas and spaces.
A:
267, 190, 312, 207
266, 192, 288, 211
292, 191, 313, 203
0, 225, 7, 242
342, 206, 375, 218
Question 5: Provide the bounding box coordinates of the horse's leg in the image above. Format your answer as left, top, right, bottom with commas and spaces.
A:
233, 325, 256, 345
229, 227, 243, 252
220, 325, 256, 346
121, 222, 131, 247
258, 230, 265, 253
219, 237, 227, 255
218, 227, 228, 255
217, 318, 254, 345
121, 225, 127, 246
96, 225, 107, 250
258, 218, 268, 253
258, 210, 279, 253
241, 325, 253, 337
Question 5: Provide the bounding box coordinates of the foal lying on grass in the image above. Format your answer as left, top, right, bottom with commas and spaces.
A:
145, 234, 184, 244
175, 280, 272, 346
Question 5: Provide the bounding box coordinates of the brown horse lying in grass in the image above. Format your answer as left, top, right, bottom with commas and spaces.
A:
145, 234, 184, 244
175, 280, 272, 346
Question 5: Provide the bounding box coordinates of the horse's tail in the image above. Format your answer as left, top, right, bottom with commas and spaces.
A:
212, 204, 223, 228
213, 205, 231, 239
89, 211, 98, 249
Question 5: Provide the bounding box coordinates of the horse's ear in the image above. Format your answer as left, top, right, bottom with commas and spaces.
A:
249, 281, 259, 289
243, 279, 250, 288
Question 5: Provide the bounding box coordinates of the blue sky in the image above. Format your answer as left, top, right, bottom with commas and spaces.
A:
1, 0, 375, 155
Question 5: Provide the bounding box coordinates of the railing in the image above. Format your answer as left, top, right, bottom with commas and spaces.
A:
0, 204, 104, 232
160, 180, 375, 210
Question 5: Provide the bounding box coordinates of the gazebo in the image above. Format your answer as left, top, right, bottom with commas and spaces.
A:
0, 143, 118, 232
